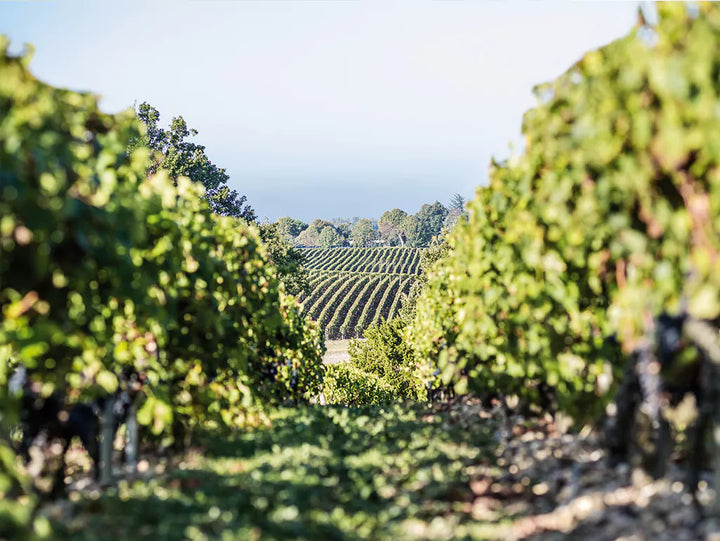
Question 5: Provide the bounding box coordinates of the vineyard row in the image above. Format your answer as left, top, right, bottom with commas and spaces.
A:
302, 247, 423, 275
300, 272, 416, 340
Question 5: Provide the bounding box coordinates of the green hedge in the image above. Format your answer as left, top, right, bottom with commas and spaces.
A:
348, 318, 427, 401
411, 4, 720, 421
323, 363, 396, 406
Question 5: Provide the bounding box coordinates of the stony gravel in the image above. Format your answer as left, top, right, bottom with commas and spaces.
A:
437, 398, 720, 541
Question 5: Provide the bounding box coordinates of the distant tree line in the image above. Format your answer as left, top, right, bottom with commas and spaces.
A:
276, 195, 467, 248
131, 103, 466, 287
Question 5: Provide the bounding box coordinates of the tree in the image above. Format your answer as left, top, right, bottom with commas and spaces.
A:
276, 217, 307, 243
350, 218, 377, 247
257, 222, 309, 297
333, 222, 352, 246
444, 194, 468, 232
347, 318, 423, 400
414, 201, 448, 246
296, 219, 335, 247
398, 241, 451, 323
379, 209, 408, 246
443, 207, 466, 232
380, 208, 407, 227
319, 226, 343, 248
295, 228, 318, 247
448, 193, 466, 210
133, 102, 255, 221
402, 214, 422, 247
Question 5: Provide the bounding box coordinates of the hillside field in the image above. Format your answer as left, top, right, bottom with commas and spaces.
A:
298, 247, 422, 339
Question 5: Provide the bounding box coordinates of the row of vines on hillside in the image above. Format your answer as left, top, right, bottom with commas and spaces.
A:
301, 272, 415, 339
325, 276, 371, 339
338, 278, 379, 339
411, 4, 720, 423
371, 277, 402, 327
302, 247, 423, 275
315, 278, 358, 330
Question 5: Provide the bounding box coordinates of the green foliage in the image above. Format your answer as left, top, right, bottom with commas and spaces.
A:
0, 35, 146, 523
318, 226, 343, 248
399, 241, 451, 323
282, 200, 462, 249
350, 218, 377, 247
51, 405, 497, 539
257, 222, 310, 297
293, 198, 456, 249
333, 221, 352, 243
401, 214, 422, 247
275, 216, 308, 243
133, 102, 255, 221
323, 363, 396, 405
0, 36, 323, 466
380, 208, 408, 226
1, 36, 160, 396
412, 202, 449, 247
348, 318, 426, 401
296, 219, 341, 247
379, 208, 408, 246
443, 207, 467, 233
253, 293, 326, 405
411, 4, 720, 421
0, 438, 50, 539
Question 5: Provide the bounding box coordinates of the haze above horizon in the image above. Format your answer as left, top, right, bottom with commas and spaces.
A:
2, 1, 640, 222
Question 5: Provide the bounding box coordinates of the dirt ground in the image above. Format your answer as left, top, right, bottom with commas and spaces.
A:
322, 339, 352, 364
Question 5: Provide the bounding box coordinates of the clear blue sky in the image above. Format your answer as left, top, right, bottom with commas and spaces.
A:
2, 1, 640, 222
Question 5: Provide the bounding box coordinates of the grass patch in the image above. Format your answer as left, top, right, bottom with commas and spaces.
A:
54, 404, 507, 540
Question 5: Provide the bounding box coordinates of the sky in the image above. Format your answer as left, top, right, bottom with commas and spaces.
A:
2, 1, 641, 222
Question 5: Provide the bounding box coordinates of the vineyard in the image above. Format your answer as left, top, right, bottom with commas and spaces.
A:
302, 246, 423, 275
5, 5, 720, 540
299, 247, 422, 339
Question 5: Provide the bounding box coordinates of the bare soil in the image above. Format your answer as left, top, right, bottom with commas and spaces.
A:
322, 339, 352, 365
